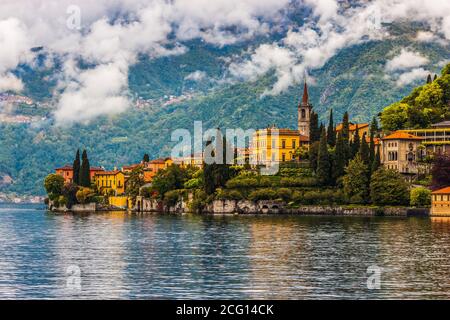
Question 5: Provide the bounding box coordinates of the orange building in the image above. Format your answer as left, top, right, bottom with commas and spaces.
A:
431, 187, 450, 216
55, 165, 105, 184
336, 122, 370, 141
142, 158, 173, 183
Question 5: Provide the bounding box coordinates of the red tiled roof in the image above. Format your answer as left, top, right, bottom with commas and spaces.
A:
432, 187, 450, 194
382, 132, 423, 140
95, 170, 121, 176
122, 163, 142, 170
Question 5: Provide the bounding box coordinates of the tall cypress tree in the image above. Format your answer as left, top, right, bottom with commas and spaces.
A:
317, 128, 331, 186
369, 130, 375, 169
359, 133, 370, 166
79, 150, 91, 187
372, 145, 381, 173
342, 112, 350, 142
309, 111, 320, 143
143, 153, 150, 163
427, 74, 432, 84
351, 127, 360, 159
370, 116, 379, 135
72, 149, 80, 185
333, 132, 346, 183
327, 109, 336, 147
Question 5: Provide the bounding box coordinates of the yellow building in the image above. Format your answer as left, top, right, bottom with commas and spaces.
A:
431, 187, 450, 216
251, 126, 309, 164
173, 154, 204, 168
94, 171, 125, 196
143, 158, 174, 182
400, 121, 450, 155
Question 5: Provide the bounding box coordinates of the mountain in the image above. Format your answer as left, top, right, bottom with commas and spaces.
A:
0, 21, 449, 197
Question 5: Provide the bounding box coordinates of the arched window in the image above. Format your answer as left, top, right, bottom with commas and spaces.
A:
301, 109, 306, 119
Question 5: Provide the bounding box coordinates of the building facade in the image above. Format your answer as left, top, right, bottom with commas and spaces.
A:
94, 171, 125, 196
251, 126, 308, 165
381, 132, 424, 174
431, 187, 450, 216
55, 165, 105, 184
400, 121, 450, 155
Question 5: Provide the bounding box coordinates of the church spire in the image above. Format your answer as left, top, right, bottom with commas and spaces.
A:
302, 79, 309, 106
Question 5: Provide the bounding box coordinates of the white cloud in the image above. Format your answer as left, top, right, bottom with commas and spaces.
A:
0, 74, 24, 92
185, 71, 207, 81
395, 67, 429, 87
385, 49, 429, 72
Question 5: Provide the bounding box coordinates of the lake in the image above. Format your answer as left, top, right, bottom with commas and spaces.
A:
0, 204, 449, 299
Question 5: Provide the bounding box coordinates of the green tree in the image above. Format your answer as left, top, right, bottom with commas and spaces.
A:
381, 102, 409, 131
410, 187, 431, 207
427, 74, 432, 84
317, 128, 331, 185
350, 128, 360, 159
343, 155, 369, 204
143, 153, 150, 163
79, 150, 91, 187
371, 145, 381, 173
62, 183, 79, 208
333, 132, 346, 182
44, 174, 65, 199
359, 133, 370, 166
309, 141, 320, 172
126, 166, 145, 201
327, 109, 336, 147
151, 165, 189, 199
342, 112, 350, 141
369, 130, 376, 168
309, 111, 320, 143
72, 149, 80, 185
370, 168, 410, 206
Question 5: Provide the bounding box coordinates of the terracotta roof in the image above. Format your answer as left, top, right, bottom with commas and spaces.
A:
95, 170, 121, 176
122, 163, 142, 170
55, 165, 104, 171
382, 131, 423, 140
336, 123, 369, 132
149, 158, 166, 164
366, 137, 381, 145
432, 187, 450, 194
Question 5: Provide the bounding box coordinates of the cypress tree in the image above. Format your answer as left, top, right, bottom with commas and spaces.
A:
351, 127, 360, 159
309, 111, 320, 143
333, 132, 346, 182
359, 132, 370, 166
143, 153, 150, 163
370, 116, 379, 135
72, 149, 80, 185
342, 112, 350, 142
309, 142, 320, 172
317, 128, 331, 185
427, 74, 432, 84
433, 74, 438, 81
79, 150, 91, 187
372, 145, 381, 173
369, 130, 375, 168
327, 109, 336, 147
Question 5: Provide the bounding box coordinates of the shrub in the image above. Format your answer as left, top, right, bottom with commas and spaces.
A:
76, 188, 95, 204
280, 177, 319, 187
410, 187, 431, 207
184, 177, 202, 189
216, 189, 244, 200
58, 196, 68, 207
276, 188, 292, 202
189, 189, 208, 213
297, 189, 345, 205
248, 189, 278, 201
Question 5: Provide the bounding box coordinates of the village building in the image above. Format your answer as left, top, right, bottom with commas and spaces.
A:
55, 165, 105, 184
251, 81, 310, 165
431, 187, 450, 216
335, 122, 370, 141
94, 171, 125, 196
380, 131, 424, 175
400, 121, 450, 155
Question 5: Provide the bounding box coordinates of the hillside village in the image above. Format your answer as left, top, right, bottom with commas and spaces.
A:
45, 65, 450, 216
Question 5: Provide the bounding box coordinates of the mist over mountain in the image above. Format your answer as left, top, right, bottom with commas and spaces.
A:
0, 0, 449, 197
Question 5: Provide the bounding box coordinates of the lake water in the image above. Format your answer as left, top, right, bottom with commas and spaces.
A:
0, 203, 449, 299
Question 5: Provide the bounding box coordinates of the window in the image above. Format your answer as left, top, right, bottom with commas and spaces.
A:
282, 140, 286, 149
282, 153, 286, 162
292, 140, 296, 149
272, 139, 276, 148
301, 109, 306, 119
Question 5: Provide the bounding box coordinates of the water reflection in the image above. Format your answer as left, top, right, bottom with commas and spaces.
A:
0, 206, 449, 299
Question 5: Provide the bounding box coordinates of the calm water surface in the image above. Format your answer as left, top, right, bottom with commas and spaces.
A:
0, 204, 449, 299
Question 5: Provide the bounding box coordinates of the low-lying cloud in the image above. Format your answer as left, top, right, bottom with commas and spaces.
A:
0, 0, 449, 123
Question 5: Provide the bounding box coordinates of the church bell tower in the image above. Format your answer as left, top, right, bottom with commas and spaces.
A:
298, 80, 312, 138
